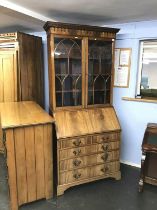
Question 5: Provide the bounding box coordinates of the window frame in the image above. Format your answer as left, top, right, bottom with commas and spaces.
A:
136, 39, 157, 99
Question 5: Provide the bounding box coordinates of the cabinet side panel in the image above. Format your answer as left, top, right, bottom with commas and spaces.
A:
34, 125, 45, 199
18, 33, 44, 107
0, 51, 17, 102
14, 127, 28, 205
24, 126, 37, 202
43, 124, 53, 199
6, 129, 18, 210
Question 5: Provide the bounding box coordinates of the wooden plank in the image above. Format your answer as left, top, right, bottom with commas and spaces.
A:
24, 126, 37, 202
18, 33, 29, 101
18, 32, 44, 107
43, 124, 53, 199
0, 51, 17, 102
54, 107, 120, 139
0, 116, 4, 152
5, 129, 18, 210
47, 34, 56, 111
14, 127, 28, 205
0, 55, 4, 102
34, 37, 44, 108
34, 125, 45, 199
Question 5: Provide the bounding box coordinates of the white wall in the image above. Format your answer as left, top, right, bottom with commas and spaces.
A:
112, 20, 157, 167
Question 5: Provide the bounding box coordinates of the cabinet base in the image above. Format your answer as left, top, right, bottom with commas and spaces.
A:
57, 171, 121, 196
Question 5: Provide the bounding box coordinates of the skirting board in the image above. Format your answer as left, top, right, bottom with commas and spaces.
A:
120, 160, 141, 168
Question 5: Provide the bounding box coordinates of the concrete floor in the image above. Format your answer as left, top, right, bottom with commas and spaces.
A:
1, 154, 157, 210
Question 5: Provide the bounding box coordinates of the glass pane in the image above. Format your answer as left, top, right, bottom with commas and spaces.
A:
94, 91, 105, 104
56, 93, 62, 107
64, 92, 75, 106
54, 37, 82, 107
55, 76, 62, 91
88, 91, 93, 105
140, 41, 157, 98
94, 76, 105, 90
69, 59, 82, 75
63, 76, 73, 91
76, 91, 82, 106
88, 39, 112, 105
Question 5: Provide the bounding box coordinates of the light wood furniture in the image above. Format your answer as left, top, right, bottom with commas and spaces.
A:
0, 115, 3, 153
44, 22, 119, 111
55, 107, 121, 195
0, 32, 44, 106
0, 101, 54, 210
44, 22, 121, 195
139, 123, 157, 192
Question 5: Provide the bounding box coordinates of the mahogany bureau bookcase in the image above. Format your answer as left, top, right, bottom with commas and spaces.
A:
139, 123, 157, 192
0, 101, 54, 210
44, 21, 121, 195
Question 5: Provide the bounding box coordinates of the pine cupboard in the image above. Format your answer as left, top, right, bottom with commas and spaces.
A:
0, 32, 44, 106
0, 101, 54, 210
44, 21, 121, 195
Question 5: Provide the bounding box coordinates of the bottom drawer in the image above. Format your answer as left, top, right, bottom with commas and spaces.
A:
59, 161, 120, 185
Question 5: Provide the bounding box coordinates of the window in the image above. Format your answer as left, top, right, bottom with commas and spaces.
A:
137, 40, 157, 99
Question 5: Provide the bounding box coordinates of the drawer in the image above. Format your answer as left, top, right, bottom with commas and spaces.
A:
92, 132, 120, 144
59, 141, 120, 160
58, 136, 92, 149
90, 161, 120, 177
59, 150, 120, 171
59, 161, 120, 185
59, 144, 97, 160
59, 168, 89, 185
97, 141, 120, 153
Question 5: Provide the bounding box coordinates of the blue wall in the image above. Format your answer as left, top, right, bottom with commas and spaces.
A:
34, 20, 157, 167
112, 20, 157, 167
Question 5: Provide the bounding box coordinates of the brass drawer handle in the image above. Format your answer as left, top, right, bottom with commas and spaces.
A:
73, 139, 82, 147
101, 153, 109, 161
73, 173, 81, 179
101, 166, 109, 173
73, 149, 81, 156
73, 159, 82, 167
102, 144, 109, 151
102, 136, 109, 141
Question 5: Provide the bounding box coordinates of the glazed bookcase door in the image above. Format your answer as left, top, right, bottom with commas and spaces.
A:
87, 39, 113, 106
54, 37, 83, 108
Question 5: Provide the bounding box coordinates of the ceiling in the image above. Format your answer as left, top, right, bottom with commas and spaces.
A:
1, 0, 157, 33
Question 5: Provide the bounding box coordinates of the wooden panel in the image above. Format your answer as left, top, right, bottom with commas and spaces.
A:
43, 124, 53, 199
59, 150, 120, 171
18, 32, 44, 107
88, 108, 121, 134
55, 107, 120, 139
59, 141, 119, 160
0, 116, 4, 152
5, 129, 18, 210
0, 101, 54, 129
14, 127, 27, 206
24, 126, 36, 202
34, 125, 45, 199
0, 51, 17, 102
